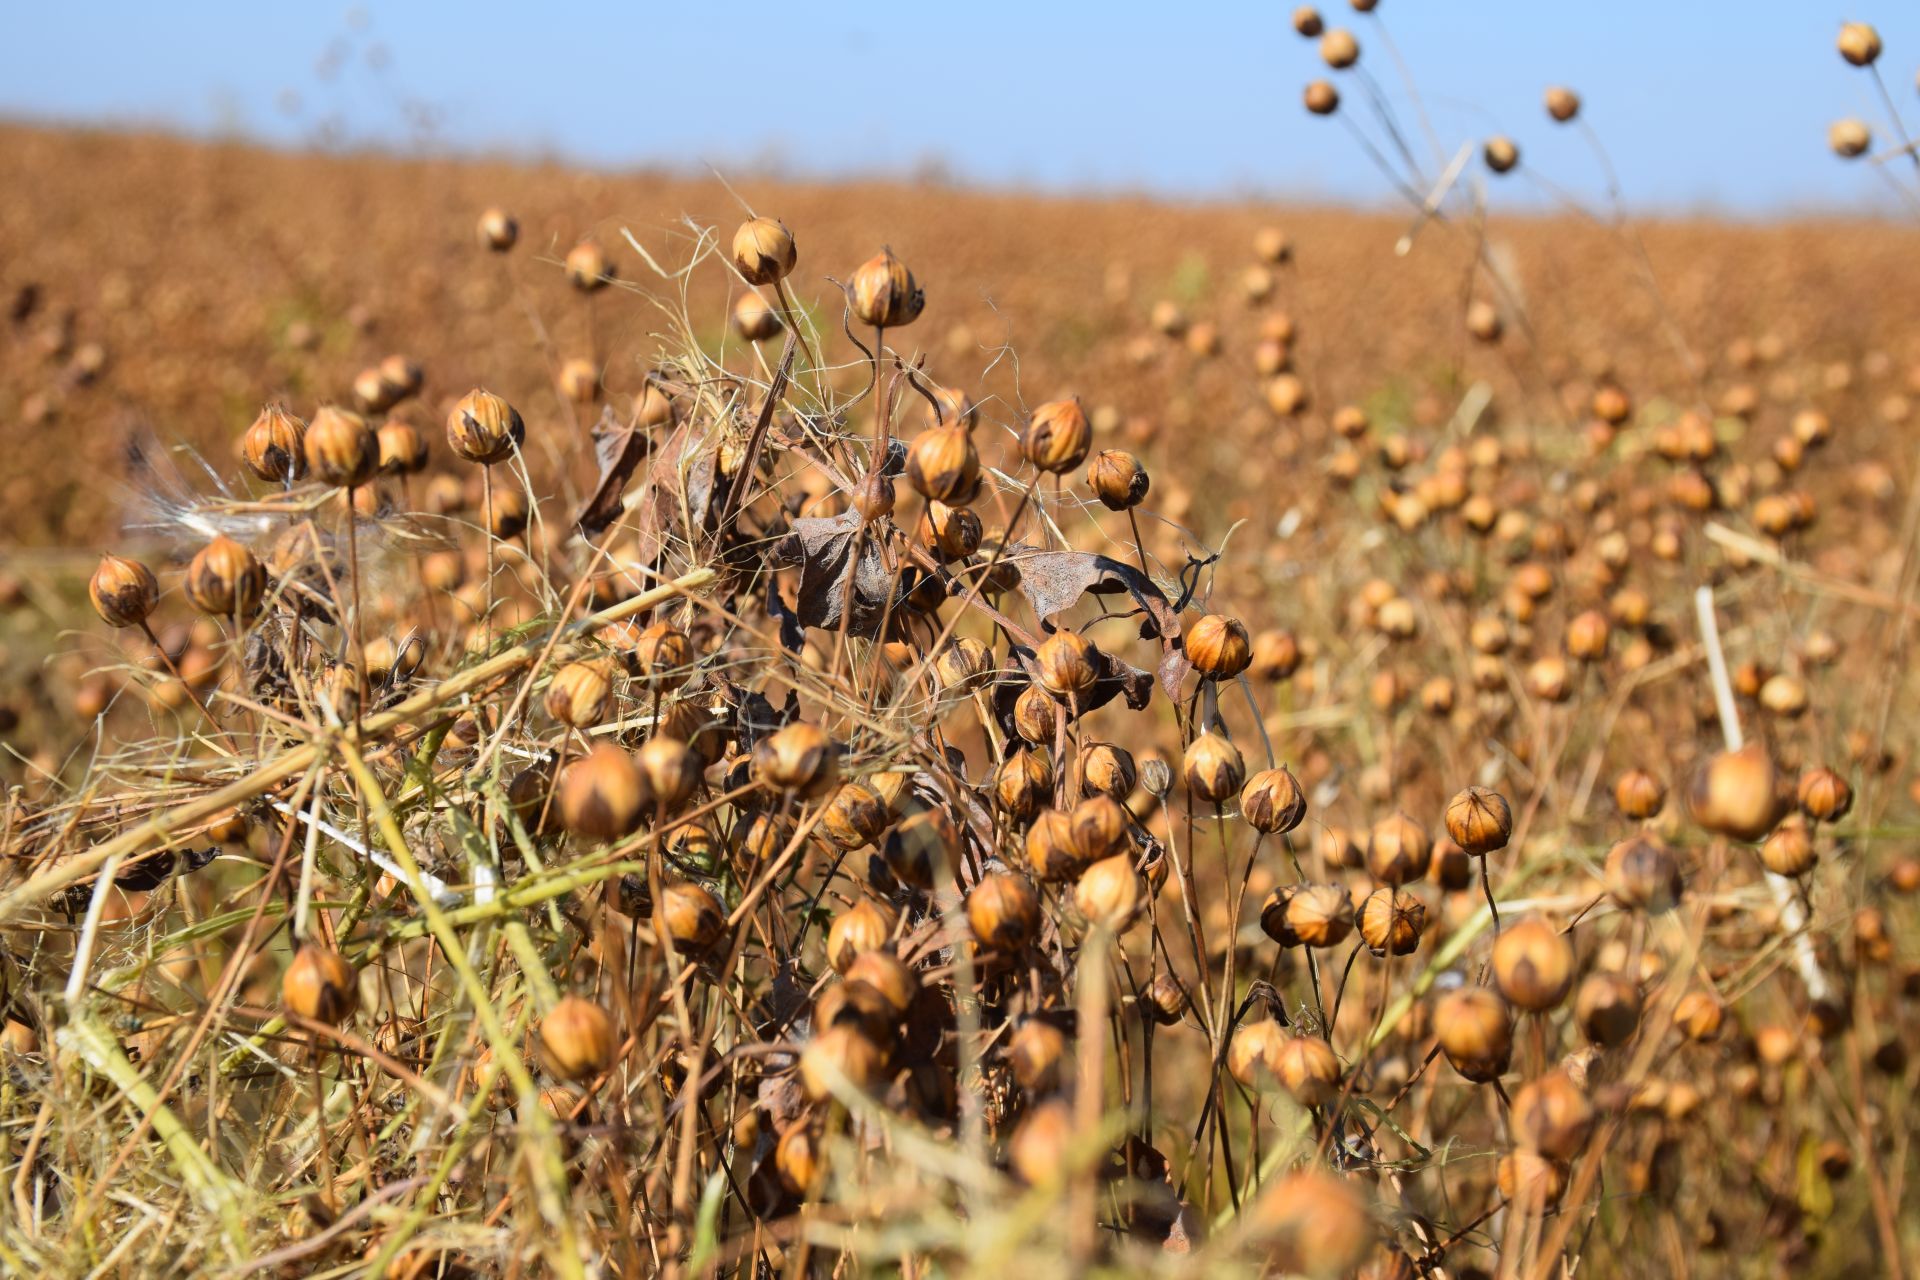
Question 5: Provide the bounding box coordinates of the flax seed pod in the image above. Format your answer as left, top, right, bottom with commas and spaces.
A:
799, 1024, 885, 1102
1287, 883, 1354, 948
1227, 1019, 1288, 1090
376, 419, 429, 475
185, 536, 267, 618
905, 424, 980, 505
1253, 1169, 1375, 1278
1025, 809, 1087, 882
1087, 449, 1150, 510
1689, 745, 1786, 841
1023, 398, 1091, 473
826, 898, 897, 972
1184, 732, 1245, 804
752, 721, 838, 798
541, 996, 616, 1081
1444, 786, 1511, 857
1759, 815, 1817, 878
1831, 119, 1871, 159
1545, 86, 1581, 123
820, 782, 888, 850
731, 216, 797, 285
732, 291, 782, 343
283, 943, 356, 1025
1838, 22, 1882, 67
476, 206, 518, 251
1575, 972, 1641, 1046
446, 389, 524, 466
1186, 614, 1252, 679
1075, 854, 1142, 929
1357, 887, 1425, 955
1304, 79, 1340, 115
968, 871, 1040, 951
1365, 811, 1432, 886
1241, 767, 1307, 834
1484, 137, 1520, 174
558, 743, 648, 840
544, 660, 611, 728
305, 405, 378, 488
850, 247, 924, 329
1250, 629, 1300, 680
89, 554, 158, 629
1797, 766, 1852, 822
1492, 917, 1574, 1011
996, 747, 1053, 822
1605, 834, 1683, 911
1319, 28, 1359, 67
1435, 986, 1512, 1082
1614, 769, 1666, 819
659, 880, 725, 953
637, 735, 701, 813
1034, 629, 1099, 700
243, 404, 308, 483
565, 240, 611, 291
1291, 6, 1323, 37
1272, 1035, 1341, 1106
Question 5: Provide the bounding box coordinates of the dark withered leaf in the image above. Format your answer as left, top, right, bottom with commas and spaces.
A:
768, 509, 898, 636
575, 404, 652, 537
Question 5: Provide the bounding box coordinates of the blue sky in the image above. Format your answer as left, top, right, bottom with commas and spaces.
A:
2, 2, 1914, 215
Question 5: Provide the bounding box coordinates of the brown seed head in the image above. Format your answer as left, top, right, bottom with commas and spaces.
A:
905, 424, 980, 505
1484, 136, 1520, 173
1366, 811, 1433, 885
1186, 614, 1252, 679
304, 405, 378, 488
659, 880, 725, 953
1287, 882, 1355, 948
1272, 1035, 1342, 1106
243, 404, 309, 483
753, 721, 838, 797
637, 735, 701, 812
850, 247, 924, 328
1074, 854, 1142, 929
799, 1023, 885, 1102
1613, 768, 1666, 819
1291, 6, 1323, 37
1241, 767, 1308, 834
476, 206, 518, 251
1251, 1169, 1375, 1277
283, 943, 357, 1025
967, 872, 1041, 951
565, 240, 611, 291
185, 535, 267, 618
1493, 917, 1574, 1011
1688, 745, 1787, 841
1604, 834, 1683, 911
446, 389, 525, 466
1444, 786, 1512, 856
995, 748, 1054, 822
1087, 449, 1150, 510
1022, 398, 1091, 474
89, 553, 159, 628
541, 996, 616, 1081
558, 743, 649, 840
1304, 79, 1341, 115
1544, 86, 1581, 122
1435, 985, 1512, 1082
731, 216, 797, 285
1575, 972, 1641, 1047
1034, 629, 1100, 699
1830, 118, 1872, 158
1184, 732, 1246, 804
1838, 21, 1882, 67
376, 419, 429, 475
544, 660, 612, 728
1319, 28, 1359, 67
1357, 887, 1426, 955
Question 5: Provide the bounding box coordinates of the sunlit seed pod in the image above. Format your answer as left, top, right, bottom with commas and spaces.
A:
1608, 586, 1650, 629
544, 660, 611, 728
850, 247, 924, 328
1007, 1018, 1068, 1094
851, 470, 895, 521
558, 743, 649, 840
731, 290, 783, 343
967, 871, 1041, 951
1612, 768, 1665, 820
1688, 745, 1786, 841
204, 805, 248, 845
1077, 741, 1138, 801
1291, 6, 1323, 37
1444, 786, 1511, 856
1035, 628, 1100, 699
1796, 766, 1852, 822
540, 996, 615, 1081
185, 535, 267, 618
773, 1121, 824, 1195
1190, 320, 1220, 356
89, 553, 159, 628
476, 206, 518, 251
1086, 449, 1150, 511
1184, 732, 1245, 804
1429, 836, 1471, 891
1186, 614, 1252, 680
1286, 883, 1355, 948
564, 240, 611, 291
1008, 1098, 1072, 1185
1498, 1151, 1569, 1210
931, 635, 994, 697
634, 382, 676, 430
243, 404, 308, 483
752, 721, 838, 797
1272, 1035, 1341, 1106
826, 898, 897, 973
1759, 815, 1817, 878
446, 389, 525, 466
817, 782, 886, 851
1564, 609, 1610, 663
1026, 808, 1091, 882
916, 500, 982, 561
1838, 21, 1882, 67
1075, 854, 1141, 929
637, 735, 701, 812
1145, 972, 1190, 1025
1511, 1070, 1593, 1160
1265, 371, 1310, 415
375, 419, 429, 475
1792, 408, 1832, 447
1604, 835, 1683, 912
995, 747, 1054, 822
1492, 917, 1574, 1011
905, 424, 980, 505
1673, 991, 1723, 1042
629, 621, 694, 688
1227, 1019, 1288, 1090
1575, 972, 1641, 1047
352, 366, 394, 414
283, 943, 356, 1025
1357, 887, 1425, 956
1544, 86, 1581, 123
1435, 986, 1512, 1082
799, 1023, 885, 1102
1022, 398, 1091, 474
1250, 629, 1301, 679
731, 216, 797, 285
1483, 136, 1520, 174
1365, 811, 1433, 885
1757, 674, 1808, 718
1304, 79, 1341, 115
486, 486, 530, 541
550, 356, 598, 403
1013, 682, 1062, 745
1465, 299, 1503, 343
1830, 118, 1871, 158
1241, 767, 1307, 835
1319, 27, 1359, 67
304, 405, 379, 488
1524, 655, 1570, 703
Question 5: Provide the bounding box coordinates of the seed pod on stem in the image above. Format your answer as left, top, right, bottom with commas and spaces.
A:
1087, 449, 1150, 510
305, 406, 378, 488
89, 554, 159, 629
446, 389, 525, 466
283, 943, 357, 1025
850, 248, 924, 329
1022, 398, 1091, 474
732, 216, 797, 285
185, 536, 267, 619
243, 404, 308, 483
541, 996, 616, 1081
